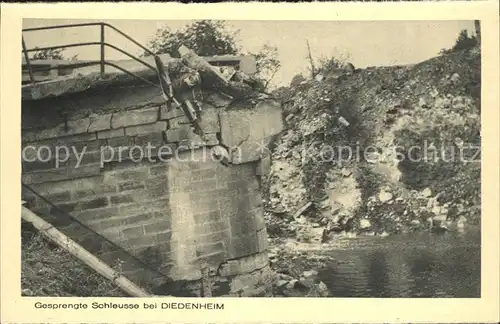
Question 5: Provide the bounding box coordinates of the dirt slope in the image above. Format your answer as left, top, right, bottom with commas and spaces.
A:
266, 45, 481, 241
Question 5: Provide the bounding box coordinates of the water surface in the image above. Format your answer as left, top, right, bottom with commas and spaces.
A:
317, 228, 481, 297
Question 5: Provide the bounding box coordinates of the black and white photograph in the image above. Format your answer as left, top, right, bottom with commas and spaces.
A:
19, 18, 482, 300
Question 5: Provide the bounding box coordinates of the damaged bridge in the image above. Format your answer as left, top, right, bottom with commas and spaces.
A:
21, 24, 283, 297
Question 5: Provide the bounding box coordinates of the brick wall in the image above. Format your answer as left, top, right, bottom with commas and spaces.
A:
21, 81, 282, 296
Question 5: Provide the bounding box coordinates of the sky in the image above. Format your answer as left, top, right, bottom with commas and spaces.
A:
22, 19, 475, 87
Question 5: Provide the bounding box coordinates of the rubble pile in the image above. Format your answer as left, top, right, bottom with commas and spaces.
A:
266, 45, 481, 241
267, 245, 332, 297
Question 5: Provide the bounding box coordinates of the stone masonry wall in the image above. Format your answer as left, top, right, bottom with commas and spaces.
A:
21, 81, 282, 296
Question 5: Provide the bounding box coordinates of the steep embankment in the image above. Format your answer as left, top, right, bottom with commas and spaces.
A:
21, 223, 127, 297
265, 46, 481, 242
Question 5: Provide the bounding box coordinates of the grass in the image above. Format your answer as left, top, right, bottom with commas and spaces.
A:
21, 222, 127, 297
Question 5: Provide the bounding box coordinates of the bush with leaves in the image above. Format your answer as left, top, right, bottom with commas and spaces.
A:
30, 47, 78, 61
145, 20, 281, 90
440, 29, 478, 55
251, 44, 281, 90
316, 56, 348, 74
147, 20, 241, 58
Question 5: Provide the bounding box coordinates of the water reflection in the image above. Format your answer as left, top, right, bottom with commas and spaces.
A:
366, 251, 390, 297
318, 228, 481, 297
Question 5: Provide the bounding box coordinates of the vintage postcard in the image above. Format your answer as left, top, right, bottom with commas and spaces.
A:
1, 1, 499, 323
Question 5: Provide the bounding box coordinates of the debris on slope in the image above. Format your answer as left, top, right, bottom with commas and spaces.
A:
266, 46, 481, 242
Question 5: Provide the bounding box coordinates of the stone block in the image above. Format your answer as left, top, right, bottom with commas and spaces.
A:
64, 133, 99, 144
218, 253, 266, 277
227, 234, 259, 259
97, 128, 125, 139
230, 214, 257, 237
144, 199, 169, 213
21, 168, 68, 184
125, 121, 167, 137
80, 197, 109, 210
31, 174, 104, 196
247, 191, 264, 210
122, 185, 168, 203
121, 225, 145, 239
118, 181, 145, 192
101, 148, 129, 163
254, 251, 269, 269
178, 135, 205, 150
122, 235, 155, 250
160, 103, 185, 120
157, 143, 177, 158
239, 286, 268, 297
88, 113, 112, 132
106, 135, 135, 148
44, 191, 71, 204
149, 164, 169, 176
189, 169, 217, 182
72, 184, 117, 200
110, 194, 135, 205
256, 155, 271, 176
73, 206, 120, 223
118, 203, 147, 217
196, 241, 226, 258
184, 179, 218, 193
23, 125, 65, 142
66, 118, 91, 135
23, 135, 98, 160
134, 132, 164, 146
230, 273, 258, 293
193, 210, 222, 224
203, 133, 219, 146
204, 92, 234, 108
23, 119, 93, 141
253, 208, 266, 231
111, 107, 159, 129
256, 228, 268, 252
165, 126, 195, 143
52, 201, 79, 214
66, 163, 101, 180
195, 220, 229, 236
199, 107, 220, 133
144, 178, 169, 198
143, 221, 171, 235
219, 99, 283, 164
120, 213, 162, 227
226, 179, 251, 195
169, 116, 191, 129
22, 159, 57, 173
197, 251, 227, 269
63, 150, 101, 168
197, 230, 231, 246
238, 56, 257, 74
154, 231, 173, 245
71, 139, 103, 153
104, 168, 149, 184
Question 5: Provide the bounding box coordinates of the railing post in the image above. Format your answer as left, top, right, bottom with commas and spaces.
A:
22, 36, 35, 84
100, 23, 105, 78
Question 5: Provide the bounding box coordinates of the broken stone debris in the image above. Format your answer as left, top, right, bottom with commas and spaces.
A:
268, 248, 330, 297
264, 45, 480, 242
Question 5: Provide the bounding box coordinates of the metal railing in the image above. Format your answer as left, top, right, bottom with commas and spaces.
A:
22, 22, 160, 88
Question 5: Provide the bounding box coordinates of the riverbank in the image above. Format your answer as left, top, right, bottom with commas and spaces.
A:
267, 224, 481, 297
